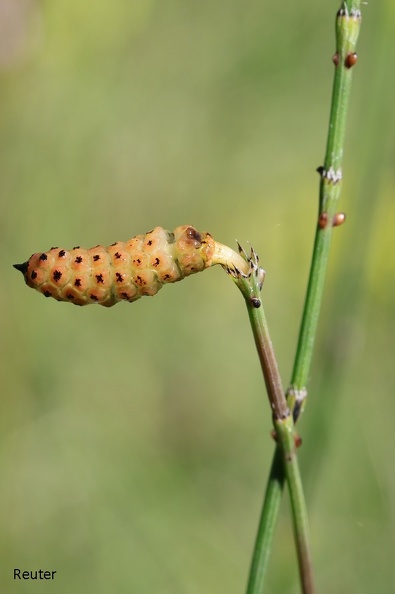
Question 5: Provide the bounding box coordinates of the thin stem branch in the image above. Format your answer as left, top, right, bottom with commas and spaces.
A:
245, 297, 315, 594
246, 448, 284, 594
246, 1, 363, 592
246, 299, 288, 421
231, 259, 315, 594
274, 417, 314, 594
290, 1, 362, 413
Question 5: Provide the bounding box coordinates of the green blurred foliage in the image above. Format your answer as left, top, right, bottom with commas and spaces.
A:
1, 0, 394, 592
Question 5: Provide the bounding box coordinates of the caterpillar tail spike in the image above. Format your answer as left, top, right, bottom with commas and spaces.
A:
14, 224, 256, 307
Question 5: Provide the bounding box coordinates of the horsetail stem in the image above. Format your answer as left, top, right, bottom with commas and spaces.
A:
246, 3, 363, 593
290, 2, 362, 418
226, 250, 315, 593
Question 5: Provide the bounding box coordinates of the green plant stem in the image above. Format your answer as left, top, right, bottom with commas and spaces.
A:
274, 416, 314, 594
246, 2, 362, 592
238, 282, 315, 594
245, 298, 288, 421
290, 1, 362, 410
246, 448, 284, 594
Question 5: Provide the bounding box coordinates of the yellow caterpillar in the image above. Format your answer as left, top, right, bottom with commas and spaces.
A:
14, 225, 249, 307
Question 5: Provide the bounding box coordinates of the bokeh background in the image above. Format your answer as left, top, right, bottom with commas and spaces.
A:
1, 1, 394, 592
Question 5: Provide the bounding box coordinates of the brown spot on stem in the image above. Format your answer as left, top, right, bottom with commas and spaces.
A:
58, 250, 66, 257
333, 212, 346, 227
345, 52, 358, 69
294, 435, 303, 448
53, 270, 62, 282
318, 213, 329, 229
332, 52, 340, 66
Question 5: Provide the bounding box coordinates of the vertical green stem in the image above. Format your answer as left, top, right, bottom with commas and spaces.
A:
274, 417, 314, 594
291, 2, 362, 410
246, 448, 284, 594
246, 2, 362, 592
245, 300, 288, 421
235, 266, 315, 594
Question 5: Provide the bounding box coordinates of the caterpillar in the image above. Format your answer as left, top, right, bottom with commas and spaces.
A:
14, 225, 249, 307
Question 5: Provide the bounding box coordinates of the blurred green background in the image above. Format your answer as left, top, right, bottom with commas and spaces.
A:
1, 1, 394, 592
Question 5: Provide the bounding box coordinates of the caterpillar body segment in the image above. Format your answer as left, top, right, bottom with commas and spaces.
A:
14, 225, 250, 307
